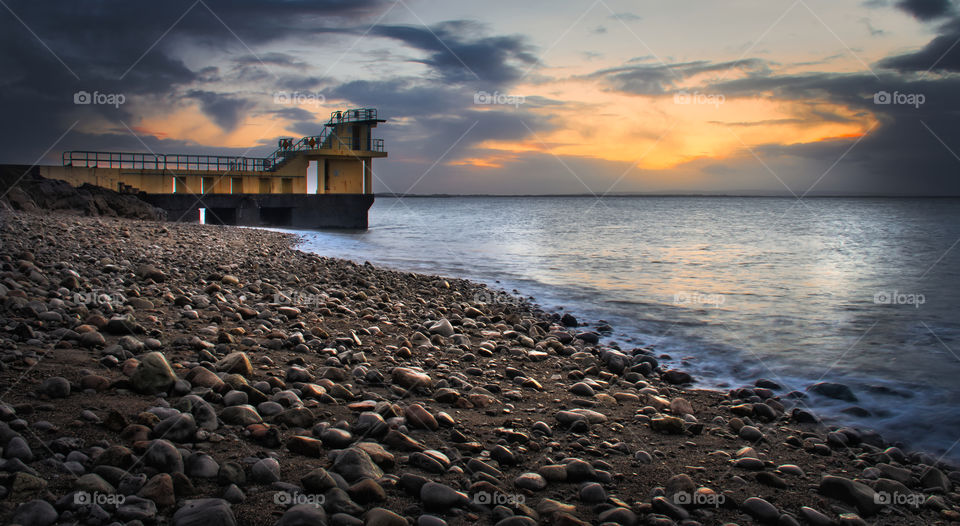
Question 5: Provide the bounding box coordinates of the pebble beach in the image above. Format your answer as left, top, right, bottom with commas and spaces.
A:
0, 210, 957, 526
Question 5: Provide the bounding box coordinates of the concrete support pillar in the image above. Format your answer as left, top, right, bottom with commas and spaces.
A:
317, 159, 326, 194
364, 159, 373, 195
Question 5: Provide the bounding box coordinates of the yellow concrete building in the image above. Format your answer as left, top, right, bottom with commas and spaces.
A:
41, 108, 387, 229
50, 108, 386, 197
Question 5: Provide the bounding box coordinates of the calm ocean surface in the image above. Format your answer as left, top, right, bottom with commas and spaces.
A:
292, 196, 960, 460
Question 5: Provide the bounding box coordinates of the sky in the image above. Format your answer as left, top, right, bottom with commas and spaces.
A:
2, 0, 960, 195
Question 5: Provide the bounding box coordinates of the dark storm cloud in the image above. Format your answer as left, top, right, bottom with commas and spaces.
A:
369, 21, 537, 84
712, 71, 960, 195
185, 90, 253, 131
895, 0, 955, 20
585, 59, 771, 95
0, 0, 390, 163
327, 78, 552, 166
880, 17, 960, 71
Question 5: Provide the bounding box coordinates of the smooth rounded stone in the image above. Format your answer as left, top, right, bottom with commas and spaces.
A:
80, 330, 107, 348
12, 499, 58, 526
144, 439, 184, 473
739, 425, 764, 442
258, 401, 285, 417
634, 451, 653, 464
287, 436, 324, 457
354, 412, 388, 438
537, 464, 567, 482
665, 474, 696, 498
920, 466, 951, 492
420, 481, 469, 510
63, 460, 85, 475
275, 503, 328, 526
320, 427, 354, 448
222, 484, 245, 503
837, 513, 868, 526
555, 408, 607, 425
153, 413, 197, 443
216, 352, 252, 377
579, 482, 607, 503
223, 391, 248, 406
138, 473, 175, 508
650, 415, 686, 434
818, 475, 882, 516
778, 464, 805, 477
275, 407, 315, 428
11, 472, 47, 494
218, 462, 246, 486
799, 507, 834, 526
661, 369, 693, 384
427, 318, 455, 337
405, 404, 438, 431
302, 468, 337, 493
493, 517, 536, 526
286, 366, 313, 383
39, 376, 71, 398
564, 459, 597, 482
742, 497, 779, 523
221, 405, 262, 425
514, 472, 547, 491
252, 457, 281, 484
733, 457, 765, 471
531, 421, 552, 436
570, 382, 595, 397
176, 395, 219, 431
366, 507, 409, 526
410, 452, 445, 473
324, 487, 364, 515
348, 478, 386, 503
598, 507, 637, 526
331, 447, 383, 483
131, 352, 178, 394
76, 473, 115, 495
490, 445, 516, 466
651, 496, 690, 520
4, 435, 33, 462
172, 498, 237, 526
756, 471, 788, 488
187, 453, 220, 478
391, 367, 433, 390
807, 382, 857, 402
187, 367, 225, 390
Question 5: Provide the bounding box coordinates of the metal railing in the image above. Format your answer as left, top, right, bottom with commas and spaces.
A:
328, 108, 378, 124
62, 151, 271, 171
63, 108, 385, 172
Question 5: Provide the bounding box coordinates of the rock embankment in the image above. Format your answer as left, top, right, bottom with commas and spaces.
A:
0, 210, 956, 526
1, 165, 165, 220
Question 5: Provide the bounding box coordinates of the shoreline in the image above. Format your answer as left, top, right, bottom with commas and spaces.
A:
285, 227, 954, 465
0, 210, 957, 525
